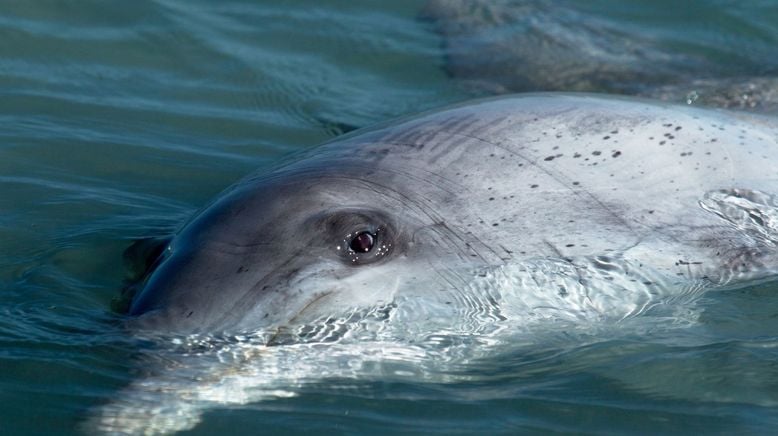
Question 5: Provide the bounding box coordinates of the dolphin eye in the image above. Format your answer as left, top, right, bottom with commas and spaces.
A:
316, 210, 397, 264
349, 231, 375, 253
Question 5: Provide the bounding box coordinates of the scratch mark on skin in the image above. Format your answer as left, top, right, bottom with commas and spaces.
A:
442, 131, 643, 237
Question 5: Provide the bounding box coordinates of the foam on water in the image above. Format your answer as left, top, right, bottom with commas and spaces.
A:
91, 248, 720, 434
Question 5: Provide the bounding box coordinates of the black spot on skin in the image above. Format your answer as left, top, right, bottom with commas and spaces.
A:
565, 244, 575, 247
603, 135, 611, 140
676, 259, 703, 266
573, 152, 581, 158
611, 130, 618, 134
492, 223, 499, 227
612, 151, 621, 158
187, 311, 194, 318
489, 197, 495, 201
675, 126, 682, 131
530, 184, 539, 188
236, 265, 248, 273
572, 181, 580, 186
648, 210, 655, 214
592, 151, 602, 156
659, 140, 666, 145
544, 156, 555, 161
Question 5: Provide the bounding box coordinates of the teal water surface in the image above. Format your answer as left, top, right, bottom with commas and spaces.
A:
2, 1, 778, 434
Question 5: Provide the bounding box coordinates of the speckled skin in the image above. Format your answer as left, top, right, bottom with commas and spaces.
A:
128, 94, 778, 335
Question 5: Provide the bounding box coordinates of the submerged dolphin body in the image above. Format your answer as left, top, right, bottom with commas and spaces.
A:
126, 94, 778, 337
421, 1, 778, 112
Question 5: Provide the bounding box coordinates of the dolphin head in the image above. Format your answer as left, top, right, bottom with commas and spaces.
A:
125, 156, 456, 336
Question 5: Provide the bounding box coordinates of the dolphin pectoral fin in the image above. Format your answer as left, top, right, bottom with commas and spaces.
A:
113, 237, 172, 314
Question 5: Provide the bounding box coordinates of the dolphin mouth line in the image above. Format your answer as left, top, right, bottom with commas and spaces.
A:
266, 290, 335, 345
291, 290, 335, 323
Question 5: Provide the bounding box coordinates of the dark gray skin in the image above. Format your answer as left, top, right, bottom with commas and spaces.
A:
128, 170, 420, 334
128, 94, 778, 336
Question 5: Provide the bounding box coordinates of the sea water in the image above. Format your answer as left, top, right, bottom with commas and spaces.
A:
2, 1, 778, 434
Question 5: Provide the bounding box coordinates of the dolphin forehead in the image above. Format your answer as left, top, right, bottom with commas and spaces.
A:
172, 169, 407, 249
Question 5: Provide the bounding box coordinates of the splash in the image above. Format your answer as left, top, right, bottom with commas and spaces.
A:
700, 189, 778, 246
89, 251, 714, 435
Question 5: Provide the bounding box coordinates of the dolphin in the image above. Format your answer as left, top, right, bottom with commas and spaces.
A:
124, 93, 778, 337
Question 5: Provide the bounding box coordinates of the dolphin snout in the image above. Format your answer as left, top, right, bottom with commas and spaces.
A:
124, 242, 290, 336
